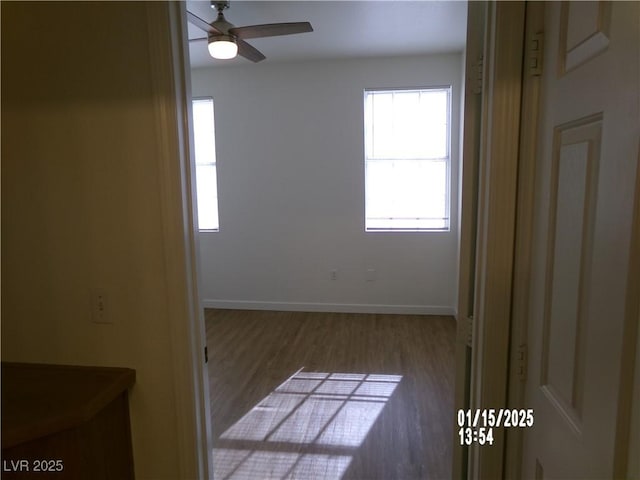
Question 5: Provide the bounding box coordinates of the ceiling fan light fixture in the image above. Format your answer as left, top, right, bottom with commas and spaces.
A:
208, 34, 238, 59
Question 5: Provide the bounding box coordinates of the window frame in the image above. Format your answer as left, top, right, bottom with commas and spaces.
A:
363, 85, 452, 233
192, 96, 220, 232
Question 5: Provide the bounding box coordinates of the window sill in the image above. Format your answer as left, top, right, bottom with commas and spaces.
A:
365, 228, 451, 233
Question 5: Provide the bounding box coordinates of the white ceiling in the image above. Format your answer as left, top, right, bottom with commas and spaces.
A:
187, 1, 468, 68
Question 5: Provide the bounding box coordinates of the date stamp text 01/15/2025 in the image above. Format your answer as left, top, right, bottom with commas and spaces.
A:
457, 409, 534, 446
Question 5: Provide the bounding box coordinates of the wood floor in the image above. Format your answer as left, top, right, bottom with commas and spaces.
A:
205, 309, 456, 480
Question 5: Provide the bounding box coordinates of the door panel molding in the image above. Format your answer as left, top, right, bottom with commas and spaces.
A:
540, 115, 602, 428
559, 1, 611, 74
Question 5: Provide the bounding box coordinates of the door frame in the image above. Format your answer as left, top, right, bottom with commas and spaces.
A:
452, 2, 486, 478
614, 142, 640, 477
504, 2, 544, 478
147, 2, 214, 479
455, 2, 527, 478
152, 1, 548, 478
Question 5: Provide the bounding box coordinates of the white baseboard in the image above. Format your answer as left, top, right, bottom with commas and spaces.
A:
201, 299, 455, 316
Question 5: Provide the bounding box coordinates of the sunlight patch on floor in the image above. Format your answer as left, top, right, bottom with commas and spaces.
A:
214, 449, 352, 480
214, 370, 402, 480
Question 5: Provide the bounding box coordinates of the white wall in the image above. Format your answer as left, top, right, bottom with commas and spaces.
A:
2, 3, 193, 478
192, 54, 462, 314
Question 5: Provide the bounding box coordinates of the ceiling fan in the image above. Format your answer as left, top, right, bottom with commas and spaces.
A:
188, 1, 313, 62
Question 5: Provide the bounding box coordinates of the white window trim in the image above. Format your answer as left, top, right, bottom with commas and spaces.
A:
192, 96, 220, 232
363, 86, 452, 233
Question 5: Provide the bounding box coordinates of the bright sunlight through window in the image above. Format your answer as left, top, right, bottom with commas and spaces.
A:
192, 98, 219, 231
364, 87, 451, 232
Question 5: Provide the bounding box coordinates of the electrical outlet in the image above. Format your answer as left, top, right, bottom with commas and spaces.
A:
330, 270, 338, 281
91, 289, 111, 324
366, 269, 377, 282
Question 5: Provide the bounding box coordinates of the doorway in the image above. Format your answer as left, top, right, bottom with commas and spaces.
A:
183, 1, 469, 479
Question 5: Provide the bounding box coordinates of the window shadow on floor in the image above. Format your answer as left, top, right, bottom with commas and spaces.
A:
213, 369, 402, 480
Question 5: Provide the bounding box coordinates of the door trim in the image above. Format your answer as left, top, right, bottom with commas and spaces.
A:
146, 3, 213, 478
505, 2, 545, 478
468, 2, 526, 478
453, 2, 486, 478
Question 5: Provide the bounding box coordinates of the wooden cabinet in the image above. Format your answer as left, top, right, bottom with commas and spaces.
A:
1, 363, 136, 479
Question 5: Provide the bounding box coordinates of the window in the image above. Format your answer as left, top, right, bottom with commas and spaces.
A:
364, 87, 451, 231
192, 98, 219, 231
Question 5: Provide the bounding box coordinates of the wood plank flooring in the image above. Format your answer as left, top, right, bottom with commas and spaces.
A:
205, 309, 455, 480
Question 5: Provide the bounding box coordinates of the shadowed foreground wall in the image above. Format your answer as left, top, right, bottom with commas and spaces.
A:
2, 3, 191, 478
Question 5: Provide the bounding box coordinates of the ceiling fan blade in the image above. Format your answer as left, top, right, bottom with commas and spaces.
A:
236, 39, 266, 63
189, 37, 208, 43
187, 11, 221, 34
229, 22, 313, 40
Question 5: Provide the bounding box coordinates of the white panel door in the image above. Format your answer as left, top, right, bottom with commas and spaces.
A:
523, 1, 639, 478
